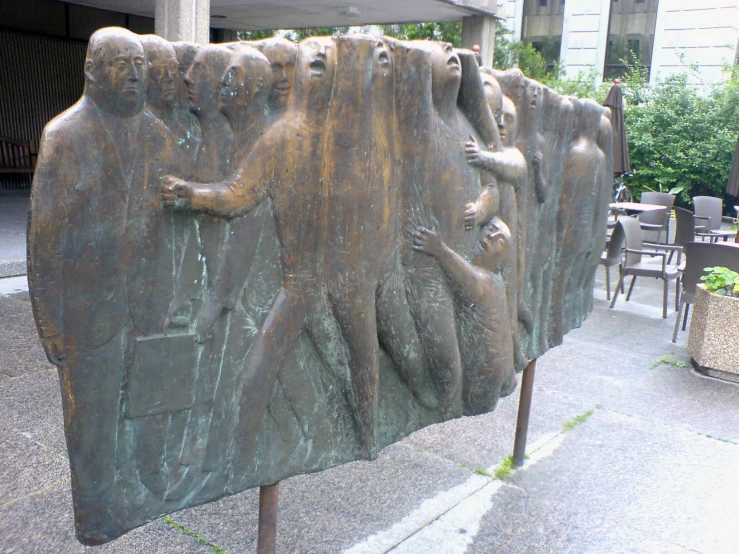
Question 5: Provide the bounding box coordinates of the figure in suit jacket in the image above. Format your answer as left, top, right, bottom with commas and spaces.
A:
28, 27, 172, 545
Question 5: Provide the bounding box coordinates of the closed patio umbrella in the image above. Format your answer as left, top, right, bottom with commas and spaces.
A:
603, 79, 631, 176
726, 132, 739, 197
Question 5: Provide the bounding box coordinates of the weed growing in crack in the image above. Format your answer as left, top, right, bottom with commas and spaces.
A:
163, 516, 227, 553
653, 354, 690, 369
562, 409, 595, 431
494, 455, 515, 479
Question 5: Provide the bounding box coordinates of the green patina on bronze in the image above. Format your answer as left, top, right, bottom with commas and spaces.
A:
27, 27, 612, 545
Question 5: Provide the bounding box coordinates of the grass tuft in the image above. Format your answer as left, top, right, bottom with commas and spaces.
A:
494, 455, 516, 479
163, 516, 227, 553
654, 355, 691, 369
562, 409, 595, 432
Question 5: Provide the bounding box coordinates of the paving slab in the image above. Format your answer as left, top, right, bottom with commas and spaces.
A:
1, 247, 738, 552
175, 441, 490, 554
460, 408, 739, 554
0, 485, 215, 554
0, 367, 67, 456
0, 421, 69, 508
0, 308, 52, 381
0, 190, 29, 263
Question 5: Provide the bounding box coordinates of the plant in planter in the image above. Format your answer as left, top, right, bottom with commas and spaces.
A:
687, 266, 739, 382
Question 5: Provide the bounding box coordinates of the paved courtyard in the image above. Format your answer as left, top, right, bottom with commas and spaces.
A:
0, 190, 738, 553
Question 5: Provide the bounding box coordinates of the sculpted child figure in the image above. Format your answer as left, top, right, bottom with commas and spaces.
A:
464, 94, 528, 370
411, 217, 517, 414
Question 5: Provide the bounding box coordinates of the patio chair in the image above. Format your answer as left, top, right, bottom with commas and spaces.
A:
638, 192, 675, 245
610, 216, 680, 319
672, 241, 739, 342
667, 206, 696, 264
693, 196, 735, 242
599, 222, 625, 300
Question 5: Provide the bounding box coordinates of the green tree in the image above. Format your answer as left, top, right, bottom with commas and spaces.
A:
237, 29, 276, 41
624, 72, 739, 210
380, 22, 462, 46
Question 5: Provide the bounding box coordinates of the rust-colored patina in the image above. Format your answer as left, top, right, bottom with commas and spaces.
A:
28, 27, 612, 545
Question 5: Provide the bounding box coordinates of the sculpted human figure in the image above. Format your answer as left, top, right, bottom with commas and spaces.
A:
27, 27, 172, 544
392, 41, 483, 418
552, 99, 606, 344
465, 94, 528, 370
191, 47, 273, 340
161, 37, 342, 474
256, 37, 298, 118
411, 217, 517, 414
165, 45, 234, 333
531, 89, 574, 354
140, 34, 198, 172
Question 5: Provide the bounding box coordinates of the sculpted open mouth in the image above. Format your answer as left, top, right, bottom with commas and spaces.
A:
479, 238, 488, 251
310, 59, 326, 76
447, 56, 460, 70
274, 82, 291, 93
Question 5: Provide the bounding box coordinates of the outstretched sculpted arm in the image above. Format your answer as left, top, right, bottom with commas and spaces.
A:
162, 141, 273, 218
411, 227, 488, 307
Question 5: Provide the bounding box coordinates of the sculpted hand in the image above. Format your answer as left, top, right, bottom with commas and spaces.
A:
532, 150, 543, 170
464, 202, 481, 230
163, 296, 191, 334
411, 226, 444, 257
42, 335, 65, 366
465, 137, 484, 168
161, 175, 195, 209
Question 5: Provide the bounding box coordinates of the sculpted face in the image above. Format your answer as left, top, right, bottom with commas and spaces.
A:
261, 40, 297, 110
218, 51, 270, 120
85, 29, 146, 117
142, 37, 178, 112
525, 80, 542, 114
482, 73, 502, 119
173, 43, 199, 110
293, 38, 336, 114
473, 217, 512, 268
430, 42, 462, 100
185, 46, 231, 115
373, 39, 392, 79
497, 96, 517, 148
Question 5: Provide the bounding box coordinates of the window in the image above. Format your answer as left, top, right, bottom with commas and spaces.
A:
540, 0, 547, 6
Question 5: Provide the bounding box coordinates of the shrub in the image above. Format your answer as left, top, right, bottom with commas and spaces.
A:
701, 266, 739, 297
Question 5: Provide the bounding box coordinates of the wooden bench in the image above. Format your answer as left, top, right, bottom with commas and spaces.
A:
0, 136, 37, 175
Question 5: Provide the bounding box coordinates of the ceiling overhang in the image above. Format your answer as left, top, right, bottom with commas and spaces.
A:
62, 0, 498, 31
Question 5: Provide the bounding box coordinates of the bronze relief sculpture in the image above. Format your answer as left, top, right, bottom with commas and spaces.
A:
27, 27, 611, 545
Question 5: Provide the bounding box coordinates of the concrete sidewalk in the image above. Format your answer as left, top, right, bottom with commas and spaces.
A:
0, 190, 29, 278
1, 263, 738, 553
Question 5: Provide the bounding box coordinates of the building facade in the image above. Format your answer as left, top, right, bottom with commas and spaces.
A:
500, 0, 739, 85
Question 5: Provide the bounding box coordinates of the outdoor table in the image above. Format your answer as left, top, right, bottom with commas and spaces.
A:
609, 202, 666, 221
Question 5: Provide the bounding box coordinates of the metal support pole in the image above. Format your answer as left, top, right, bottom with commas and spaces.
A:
513, 359, 537, 468
257, 482, 279, 554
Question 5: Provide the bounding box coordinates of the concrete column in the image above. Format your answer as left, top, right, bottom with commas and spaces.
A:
155, 0, 210, 45
462, 15, 497, 68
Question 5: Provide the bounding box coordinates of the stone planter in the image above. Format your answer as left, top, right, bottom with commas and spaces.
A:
687, 284, 739, 383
